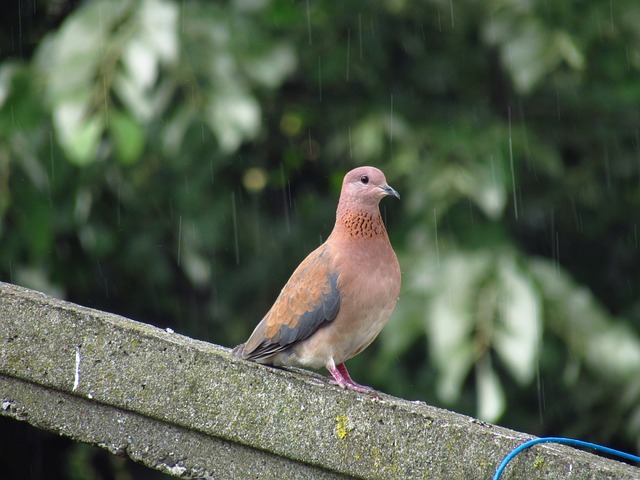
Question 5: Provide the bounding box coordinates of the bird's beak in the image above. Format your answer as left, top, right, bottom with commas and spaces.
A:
380, 184, 400, 200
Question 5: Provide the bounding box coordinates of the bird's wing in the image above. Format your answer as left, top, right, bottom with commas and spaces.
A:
239, 244, 340, 361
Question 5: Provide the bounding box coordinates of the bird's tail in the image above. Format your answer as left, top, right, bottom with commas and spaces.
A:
231, 343, 246, 358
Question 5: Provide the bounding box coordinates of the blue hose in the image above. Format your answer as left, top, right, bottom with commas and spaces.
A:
493, 436, 640, 479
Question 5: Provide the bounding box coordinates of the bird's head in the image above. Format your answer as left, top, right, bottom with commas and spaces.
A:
339, 166, 400, 211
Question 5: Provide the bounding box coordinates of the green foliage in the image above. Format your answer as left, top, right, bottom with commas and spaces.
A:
1, 1, 640, 474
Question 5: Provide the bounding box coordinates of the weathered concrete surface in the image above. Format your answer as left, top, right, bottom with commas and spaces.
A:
0, 375, 343, 479
0, 281, 638, 479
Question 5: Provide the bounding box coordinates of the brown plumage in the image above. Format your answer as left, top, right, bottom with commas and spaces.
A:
233, 166, 401, 392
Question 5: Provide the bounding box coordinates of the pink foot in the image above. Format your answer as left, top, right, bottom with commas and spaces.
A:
327, 363, 374, 393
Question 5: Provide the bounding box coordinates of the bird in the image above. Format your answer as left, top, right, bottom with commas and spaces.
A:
233, 166, 401, 393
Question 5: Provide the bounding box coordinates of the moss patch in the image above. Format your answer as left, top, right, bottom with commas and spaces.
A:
335, 414, 353, 440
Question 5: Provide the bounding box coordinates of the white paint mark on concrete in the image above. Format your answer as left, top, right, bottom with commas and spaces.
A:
164, 464, 187, 476
73, 346, 81, 392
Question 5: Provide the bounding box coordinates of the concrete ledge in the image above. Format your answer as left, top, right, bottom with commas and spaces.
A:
0, 375, 342, 479
0, 281, 638, 479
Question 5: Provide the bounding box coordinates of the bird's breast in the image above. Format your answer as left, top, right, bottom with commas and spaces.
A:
337, 236, 400, 300
320, 237, 400, 362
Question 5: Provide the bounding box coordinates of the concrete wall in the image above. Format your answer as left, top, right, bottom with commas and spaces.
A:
0, 281, 637, 479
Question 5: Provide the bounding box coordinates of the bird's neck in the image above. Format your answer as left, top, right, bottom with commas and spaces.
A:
333, 207, 387, 240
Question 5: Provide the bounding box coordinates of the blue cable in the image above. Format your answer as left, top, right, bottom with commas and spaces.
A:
493, 436, 640, 480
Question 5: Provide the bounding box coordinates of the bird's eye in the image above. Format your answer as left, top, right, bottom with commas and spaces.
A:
360, 175, 369, 184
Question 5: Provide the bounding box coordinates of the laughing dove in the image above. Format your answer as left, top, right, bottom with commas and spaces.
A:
233, 166, 401, 392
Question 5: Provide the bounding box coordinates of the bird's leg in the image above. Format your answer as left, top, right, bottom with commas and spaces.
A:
327, 362, 374, 393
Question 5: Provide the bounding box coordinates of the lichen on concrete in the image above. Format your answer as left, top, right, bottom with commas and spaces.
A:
335, 414, 353, 440
1, 281, 639, 479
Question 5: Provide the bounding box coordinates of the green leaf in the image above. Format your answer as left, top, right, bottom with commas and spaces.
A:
160, 107, 192, 156
555, 31, 585, 70
429, 252, 490, 402
13, 266, 64, 299
67, 118, 104, 166
476, 356, 506, 422
120, 0, 179, 98
351, 115, 385, 161
432, 318, 475, 403
205, 89, 260, 153
0, 63, 14, 106
108, 110, 145, 165
178, 220, 212, 288
112, 71, 154, 122
531, 260, 640, 381
502, 21, 559, 93
35, 0, 132, 101
0, 62, 45, 133
493, 255, 541, 385
242, 44, 297, 88
18, 192, 52, 260
138, 0, 179, 65
53, 101, 104, 166
122, 39, 159, 92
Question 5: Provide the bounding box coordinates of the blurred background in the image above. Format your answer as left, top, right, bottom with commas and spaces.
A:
1, 0, 640, 478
